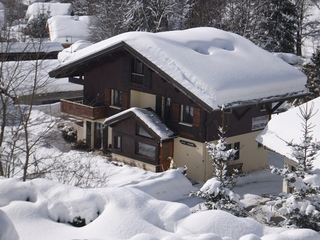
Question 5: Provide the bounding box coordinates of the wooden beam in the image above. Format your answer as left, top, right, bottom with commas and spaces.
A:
69, 76, 84, 85
233, 107, 252, 121
269, 101, 284, 114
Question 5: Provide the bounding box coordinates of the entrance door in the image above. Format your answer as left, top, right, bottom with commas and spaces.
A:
159, 141, 174, 172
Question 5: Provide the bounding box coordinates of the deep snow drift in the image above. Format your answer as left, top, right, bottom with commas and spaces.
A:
0, 175, 319, 240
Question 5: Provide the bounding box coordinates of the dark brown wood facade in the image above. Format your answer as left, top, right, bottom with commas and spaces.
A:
67, 48, 275, 144
110, 116, 174, 172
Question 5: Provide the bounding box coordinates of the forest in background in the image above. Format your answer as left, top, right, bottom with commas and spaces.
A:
1, 0, 320, 99
2, 0, 320, 56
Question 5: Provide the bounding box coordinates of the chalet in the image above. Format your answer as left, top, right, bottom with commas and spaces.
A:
256, 97, 320, 192
49, 27, 307, 182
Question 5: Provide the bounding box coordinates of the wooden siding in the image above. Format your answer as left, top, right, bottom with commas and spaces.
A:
111, 118, 161, 166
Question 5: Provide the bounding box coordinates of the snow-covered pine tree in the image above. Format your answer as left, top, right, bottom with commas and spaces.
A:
262, 0, 297, 53
303, 48, 320, 100
269, 102, 320, 230
191, 113, 247, 217
27, 4, 50, 39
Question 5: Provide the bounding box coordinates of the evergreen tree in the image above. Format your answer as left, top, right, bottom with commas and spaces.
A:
261, 0, 297, 53
303, 48, 320, 100
27, 5, 50, 39
191, 114, 246, 217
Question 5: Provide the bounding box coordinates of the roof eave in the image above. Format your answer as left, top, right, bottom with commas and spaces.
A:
221, 91, 308, 110
49, 41, 127, 78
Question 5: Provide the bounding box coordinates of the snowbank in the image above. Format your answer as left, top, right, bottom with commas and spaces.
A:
0, 177, 318, 240
0, 209, 19, 240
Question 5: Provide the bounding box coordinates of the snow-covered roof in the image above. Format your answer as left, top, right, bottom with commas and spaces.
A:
104, 107, 176, 141
1, 59, 82, 96
25, 2, 72, 19
50, 27, 307, 111
58, 40, 93, 61
0, 41, 63, 53
256, 97, 320, 168
47, 16, 91, 45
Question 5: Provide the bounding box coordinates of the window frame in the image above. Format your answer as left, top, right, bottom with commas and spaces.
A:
113, 135, 122, 150
180, 105, 194, 125
111, 89, 122, 108
131, 59, 144, 84
135, 141, 157, 159
136, 124, 153, 139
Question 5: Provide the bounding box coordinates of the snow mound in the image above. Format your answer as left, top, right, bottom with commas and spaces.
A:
273, 53, 303, 65
261, 229, 320, 240
239, 234, 261, 240
0, 177, 319, 239
188, 38, 234, 55
175, 210, 281, 239
0, 210, 19, 240
0, 178, 190, 239
120, 169, 193, 201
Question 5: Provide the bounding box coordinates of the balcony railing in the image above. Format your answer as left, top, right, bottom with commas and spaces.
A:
60, 98, 107, 120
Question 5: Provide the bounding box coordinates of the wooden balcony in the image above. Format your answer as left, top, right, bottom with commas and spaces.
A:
60, 98, 107, 120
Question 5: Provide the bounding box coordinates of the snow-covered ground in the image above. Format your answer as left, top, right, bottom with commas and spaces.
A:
0, 104, 319, 240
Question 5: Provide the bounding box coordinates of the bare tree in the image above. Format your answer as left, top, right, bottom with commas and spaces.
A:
0, 38, 61, 180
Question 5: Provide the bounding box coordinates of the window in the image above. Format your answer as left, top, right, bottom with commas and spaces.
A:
181, 105, 194, 124
114, 135, 121, 149
225, 142, 240, 160
131, 59, 144, 84
111, 89, 122, 107
137, 125, 152, 138
234, 142, 240, 160
136, 142, 156, 159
